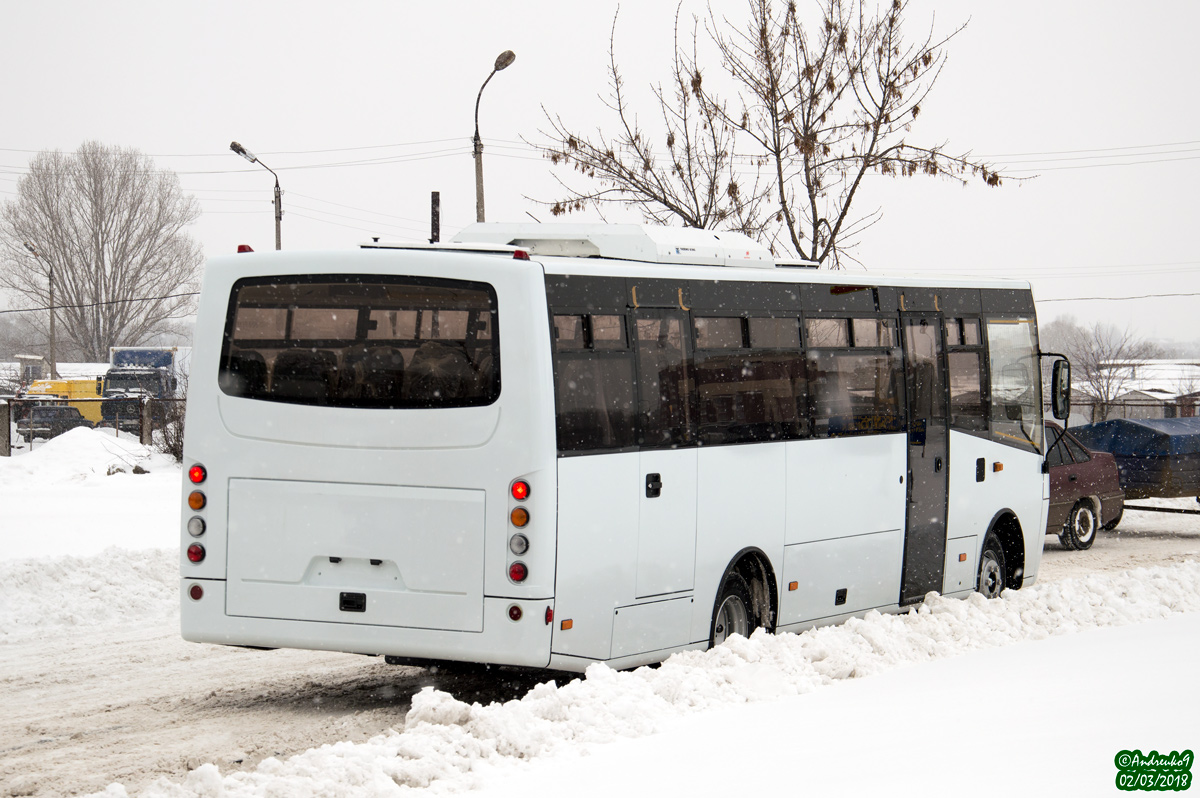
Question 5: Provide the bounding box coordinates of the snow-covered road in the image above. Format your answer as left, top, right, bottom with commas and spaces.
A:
1, 430, 1197, 797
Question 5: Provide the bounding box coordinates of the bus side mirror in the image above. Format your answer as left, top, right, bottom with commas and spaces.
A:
1051, 359, 1071, 420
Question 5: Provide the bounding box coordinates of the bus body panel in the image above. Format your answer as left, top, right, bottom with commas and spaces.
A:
784, 435, 907, 547
781, 528, 904, 622
636, 448, 698, 598
689, 443, 788, 642
182, 580, 555, 668
552, 452, 641, 661
181, 250, 560, 667
225, 478, 486, 631
945, 430, 1047, 589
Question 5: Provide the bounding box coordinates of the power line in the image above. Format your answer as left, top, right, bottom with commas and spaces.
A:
1038, 292, 1200, 303
0, 292, 199, 316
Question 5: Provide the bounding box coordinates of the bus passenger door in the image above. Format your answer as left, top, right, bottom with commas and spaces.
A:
633, 309, 698, 598
900, 315, 949, 604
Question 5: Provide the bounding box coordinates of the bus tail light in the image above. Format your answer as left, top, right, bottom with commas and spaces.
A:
187, 517, 206, 537
189, 583, 204, 601
510, 480, 530, 501
508, 604, 523, 622
188, 464, 207, 484
187, 544, 206, 563
508, 562, 528, 583
509, 534, 529, 555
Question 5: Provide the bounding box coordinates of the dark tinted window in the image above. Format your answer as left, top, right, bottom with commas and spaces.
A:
219, 275, 499, 408
635, 313, 694, 447
807, 349, 904, 437
694, 316, 806, 444
947, 317, 987, 432
553, 314, 637, 453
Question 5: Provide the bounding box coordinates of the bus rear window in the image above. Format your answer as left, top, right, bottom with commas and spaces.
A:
218, 275, 499, 408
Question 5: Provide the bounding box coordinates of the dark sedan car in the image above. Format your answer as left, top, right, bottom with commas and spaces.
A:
16, 405, 95, 440
1045, 422, 1124, 549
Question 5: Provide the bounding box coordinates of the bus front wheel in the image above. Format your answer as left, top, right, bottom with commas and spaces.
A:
977, 533, 1006, 599
709, 572, 755, 648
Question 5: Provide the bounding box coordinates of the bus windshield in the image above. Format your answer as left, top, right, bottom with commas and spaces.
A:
218, 275, 499, 409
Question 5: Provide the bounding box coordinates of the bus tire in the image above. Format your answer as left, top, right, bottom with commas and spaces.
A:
1062, 501, 1097, 550
709, 572, 755, 648
977, 532, 1006, 599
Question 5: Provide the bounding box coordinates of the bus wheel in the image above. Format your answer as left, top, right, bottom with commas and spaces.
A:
1062, 501, 1097, 550
710, 572, 754, 648
977, 533, 1006, 599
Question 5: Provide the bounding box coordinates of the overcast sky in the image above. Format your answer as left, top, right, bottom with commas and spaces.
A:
2, 0, 1197, 343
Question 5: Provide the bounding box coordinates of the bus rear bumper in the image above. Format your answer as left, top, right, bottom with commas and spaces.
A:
181, 579, 553, 669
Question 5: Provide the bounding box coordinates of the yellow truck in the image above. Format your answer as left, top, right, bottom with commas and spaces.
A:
24, 378, 105, 423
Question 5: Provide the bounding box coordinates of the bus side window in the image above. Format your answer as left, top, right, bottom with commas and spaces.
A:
946, 318, 987, 432
806, 317, 903, 438
553, 314, 637, 453
694, 315, 807, 444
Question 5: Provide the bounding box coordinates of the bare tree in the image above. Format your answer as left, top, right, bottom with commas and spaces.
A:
0, 142, 202, 362
536, 0, 1007, 266
1045, 318, 1163, 422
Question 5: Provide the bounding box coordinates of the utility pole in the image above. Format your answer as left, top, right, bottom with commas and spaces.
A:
430, 191, 441, 243
473, 50, 516, 223
22, 243, 57, 379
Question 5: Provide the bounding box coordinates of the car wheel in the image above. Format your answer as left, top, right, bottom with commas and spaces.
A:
1101, 507, 1123, 532
977, 533, 1006, 599
1062, 500, 1097, 550
709, 572, 755, 648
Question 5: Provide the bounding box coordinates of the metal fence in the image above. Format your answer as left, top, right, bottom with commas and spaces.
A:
3, 396, 186, 456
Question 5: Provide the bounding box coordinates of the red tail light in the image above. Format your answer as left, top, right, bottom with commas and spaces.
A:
508, 562, 528, 583
187, 544, 206, 563
511, 480, 530, 501
188, 464, 207, 484
189, 583, 204, 601
237, 244, 254, 253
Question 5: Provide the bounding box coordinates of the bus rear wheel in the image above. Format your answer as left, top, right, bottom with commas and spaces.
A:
710, 572, 755, 648
977, 533, 1006, 599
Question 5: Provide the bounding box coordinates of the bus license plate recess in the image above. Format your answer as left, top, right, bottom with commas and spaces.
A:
226, 479, 485, 631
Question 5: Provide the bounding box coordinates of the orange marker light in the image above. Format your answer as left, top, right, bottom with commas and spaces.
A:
188, 491, 207, 511
959, 553, 967, 562
788, 581, 798, 591
993, 462, 1004, 473
510, 507, 530, 528
561, 619, 573, 631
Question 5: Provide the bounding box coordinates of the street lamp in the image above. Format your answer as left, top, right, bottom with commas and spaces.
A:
230, 141, 283, 250
22, 242, 57, 380
473, 49, 516, 223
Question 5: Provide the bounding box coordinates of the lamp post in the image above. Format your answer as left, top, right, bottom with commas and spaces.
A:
230, 141, 283, 250
22, 242, 57, 379
473, 49, 516, 223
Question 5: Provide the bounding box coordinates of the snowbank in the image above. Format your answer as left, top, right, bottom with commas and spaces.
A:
0, 548, 177, 642
0, 427, 180, 560
90, 560, 1200, 797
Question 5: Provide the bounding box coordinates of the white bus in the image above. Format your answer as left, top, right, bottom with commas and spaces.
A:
181, 224, 1069, 673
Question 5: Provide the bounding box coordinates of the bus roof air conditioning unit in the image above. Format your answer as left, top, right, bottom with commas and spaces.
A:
452, 223, 778, 268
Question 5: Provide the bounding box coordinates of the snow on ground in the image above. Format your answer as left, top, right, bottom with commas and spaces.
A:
1, 426, 179, 559
1, 428, 1197, 797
